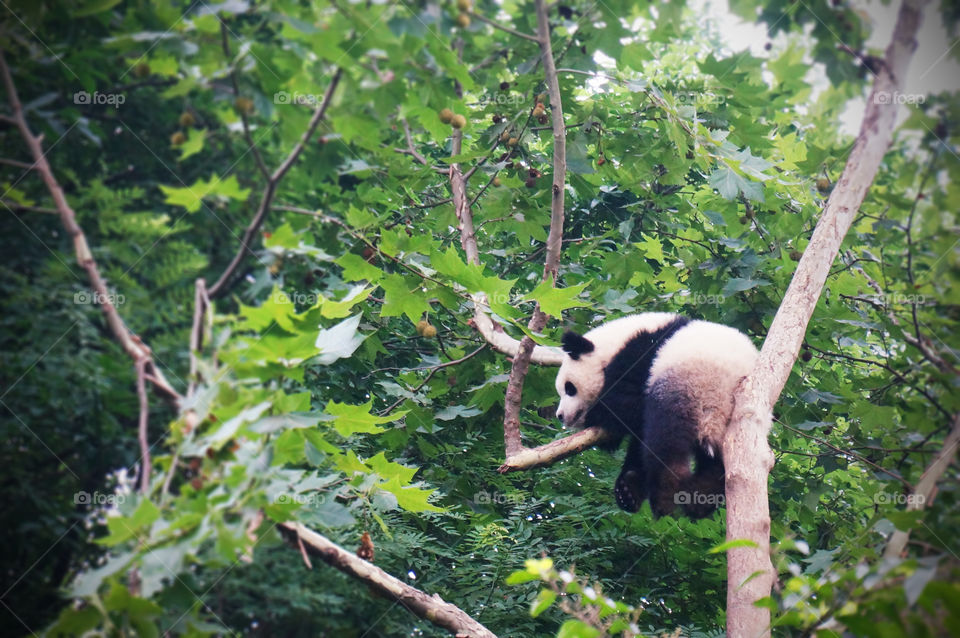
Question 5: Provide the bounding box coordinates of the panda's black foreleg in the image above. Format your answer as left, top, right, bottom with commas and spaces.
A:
614, 436, 647, 513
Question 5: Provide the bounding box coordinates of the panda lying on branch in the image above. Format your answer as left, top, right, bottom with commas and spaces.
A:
554, 313, 758, 519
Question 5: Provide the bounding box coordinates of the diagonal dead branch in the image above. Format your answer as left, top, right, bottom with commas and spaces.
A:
0, 48, 182, 405
278, 522, 497, 638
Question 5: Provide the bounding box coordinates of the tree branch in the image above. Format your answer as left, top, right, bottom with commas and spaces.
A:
723, 1, 929, 635
500, 0, 568, 458
497, 426, 613, 472
207, 67, 343, 298
882, 412, 960, 560
0, 48, 182, 405
135, 358, 151, 494
467, 10, 540, 42
278, 522, 497, 638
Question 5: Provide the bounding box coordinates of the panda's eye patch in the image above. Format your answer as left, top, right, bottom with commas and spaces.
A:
564, 382, 577, 397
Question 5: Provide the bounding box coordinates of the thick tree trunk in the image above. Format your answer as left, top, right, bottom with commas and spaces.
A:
723, 1, 928, 635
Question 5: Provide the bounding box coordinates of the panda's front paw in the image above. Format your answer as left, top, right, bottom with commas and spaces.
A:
614, 470, 644, 513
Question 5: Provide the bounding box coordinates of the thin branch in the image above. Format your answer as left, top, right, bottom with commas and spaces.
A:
378, 345, 486, 415
188, 278, 208, 397
207, 67, 343, 298
883, 412, 960, 560
467, 10, 540, 42
220, 19, 270, 180
278, 522, 497, 638
1, 199, 57, 214
0, 156, 34, 170
0, 48, 182, 405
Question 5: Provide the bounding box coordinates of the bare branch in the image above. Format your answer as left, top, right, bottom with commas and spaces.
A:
135, 358, 151, 494
723, 1, 930, 634
0, 156, 34, 170
883, 412, 960, 560
207, 67, 343, 298
279, 522, 497, 638
0, 48, 182, 405
497, 426, 613, 472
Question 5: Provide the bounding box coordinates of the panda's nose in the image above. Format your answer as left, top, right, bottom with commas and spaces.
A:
556, 411, 564, 423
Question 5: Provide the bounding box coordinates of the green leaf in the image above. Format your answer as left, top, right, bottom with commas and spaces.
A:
178, 128, 206, 161
378, 477, 443, 512
530, 588, 557, 617
709, 538, 760, 553
379, 274, 430, 324
522, 276, 589, 316
324, 400, 401, 437
557, 619, 601, 638
159, 174, 250, 213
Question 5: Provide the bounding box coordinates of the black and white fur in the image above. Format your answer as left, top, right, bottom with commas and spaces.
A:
555, 313, 758, 518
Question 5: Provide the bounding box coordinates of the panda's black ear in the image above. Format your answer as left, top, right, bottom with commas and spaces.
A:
562, 331, 595, 360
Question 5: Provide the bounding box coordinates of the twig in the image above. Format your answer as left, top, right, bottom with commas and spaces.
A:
220, 19, 270, 180
207, 67, 343, 298
467, 10, 540, 42
278, 522, 497, 638
0, 48, 182, 405
1, 199, 57, 214
378, 345, 486, 415
0, 157, 34, 170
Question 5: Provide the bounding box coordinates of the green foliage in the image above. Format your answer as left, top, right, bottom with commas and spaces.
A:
1, 0, 957, 636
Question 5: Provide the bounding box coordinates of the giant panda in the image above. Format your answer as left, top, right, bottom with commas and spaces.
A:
555, 313, 758, 518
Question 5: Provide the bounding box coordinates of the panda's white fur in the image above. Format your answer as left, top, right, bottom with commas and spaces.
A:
554, 313, 758, 517
555, 313, 679, 428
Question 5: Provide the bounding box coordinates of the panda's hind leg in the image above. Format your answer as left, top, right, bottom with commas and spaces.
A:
642, 377, 698, 518
679, 447, 725, 519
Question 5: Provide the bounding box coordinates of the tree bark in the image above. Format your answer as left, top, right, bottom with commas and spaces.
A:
723, 1, 929, 635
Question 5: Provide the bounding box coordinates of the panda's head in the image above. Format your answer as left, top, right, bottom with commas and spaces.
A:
555, 331, 604, 428
554, 313, 683, 428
